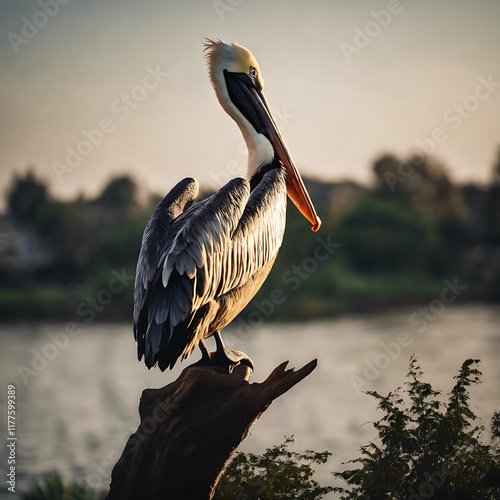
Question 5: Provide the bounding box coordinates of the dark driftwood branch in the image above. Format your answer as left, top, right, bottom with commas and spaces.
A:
106, 359, 317, 500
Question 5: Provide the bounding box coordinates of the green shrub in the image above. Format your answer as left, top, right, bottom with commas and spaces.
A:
20, 471, 106, 500
214, 437, 333, 500
333, 357, 500, 499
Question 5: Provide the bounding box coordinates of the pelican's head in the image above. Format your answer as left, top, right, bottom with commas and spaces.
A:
204, 39, 321, 232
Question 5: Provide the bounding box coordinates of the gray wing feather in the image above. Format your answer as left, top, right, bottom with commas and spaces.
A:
133, 177, 198, 339
138, 169, 287, 369
161, 169, 285, 323
160, 177, 251, 307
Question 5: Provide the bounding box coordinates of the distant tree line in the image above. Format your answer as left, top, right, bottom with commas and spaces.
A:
257, 148, 500, 318
1, 147, 500, 321
1, 172, 152, 319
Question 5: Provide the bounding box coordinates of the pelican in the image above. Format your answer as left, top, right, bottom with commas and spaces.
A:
133, 39, 321, 371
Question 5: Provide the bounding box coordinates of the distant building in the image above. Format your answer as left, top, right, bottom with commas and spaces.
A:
0, 215, 49, 269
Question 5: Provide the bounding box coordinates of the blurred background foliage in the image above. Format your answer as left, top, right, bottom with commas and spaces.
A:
1, 148, 499, 322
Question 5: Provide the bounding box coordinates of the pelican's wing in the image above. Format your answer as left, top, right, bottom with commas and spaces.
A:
143, 168, 286, 369
220, 168, 286, 296
133, 177, 199, 340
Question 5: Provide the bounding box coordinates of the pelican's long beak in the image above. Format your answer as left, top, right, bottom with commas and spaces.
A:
225, 71, 321, 232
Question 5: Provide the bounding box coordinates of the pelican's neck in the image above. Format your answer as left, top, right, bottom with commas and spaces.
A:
239, 121, 275, 180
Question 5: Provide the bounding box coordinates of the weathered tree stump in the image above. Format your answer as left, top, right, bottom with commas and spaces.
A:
106, 359, 317, 500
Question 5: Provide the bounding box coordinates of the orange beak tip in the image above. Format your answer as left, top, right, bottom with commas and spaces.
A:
311, 217, 321, 232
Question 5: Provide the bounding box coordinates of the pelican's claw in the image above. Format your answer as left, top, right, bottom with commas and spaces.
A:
196, 332, 254, 373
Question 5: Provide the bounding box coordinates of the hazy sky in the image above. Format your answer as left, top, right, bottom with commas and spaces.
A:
1, 0, 499, 204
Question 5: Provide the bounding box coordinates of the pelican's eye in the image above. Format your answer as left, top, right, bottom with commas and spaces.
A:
249, 66, 257, 77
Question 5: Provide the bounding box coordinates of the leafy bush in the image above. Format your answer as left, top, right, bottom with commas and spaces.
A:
214, 436, 333, 500
333, 357, 500, 499
20, 471, 106, 500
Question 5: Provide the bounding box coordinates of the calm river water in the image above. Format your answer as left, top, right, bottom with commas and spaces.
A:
0, 304, 498, 498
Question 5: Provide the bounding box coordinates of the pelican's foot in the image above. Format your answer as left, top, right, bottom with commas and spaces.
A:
196, 332, 254, 373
